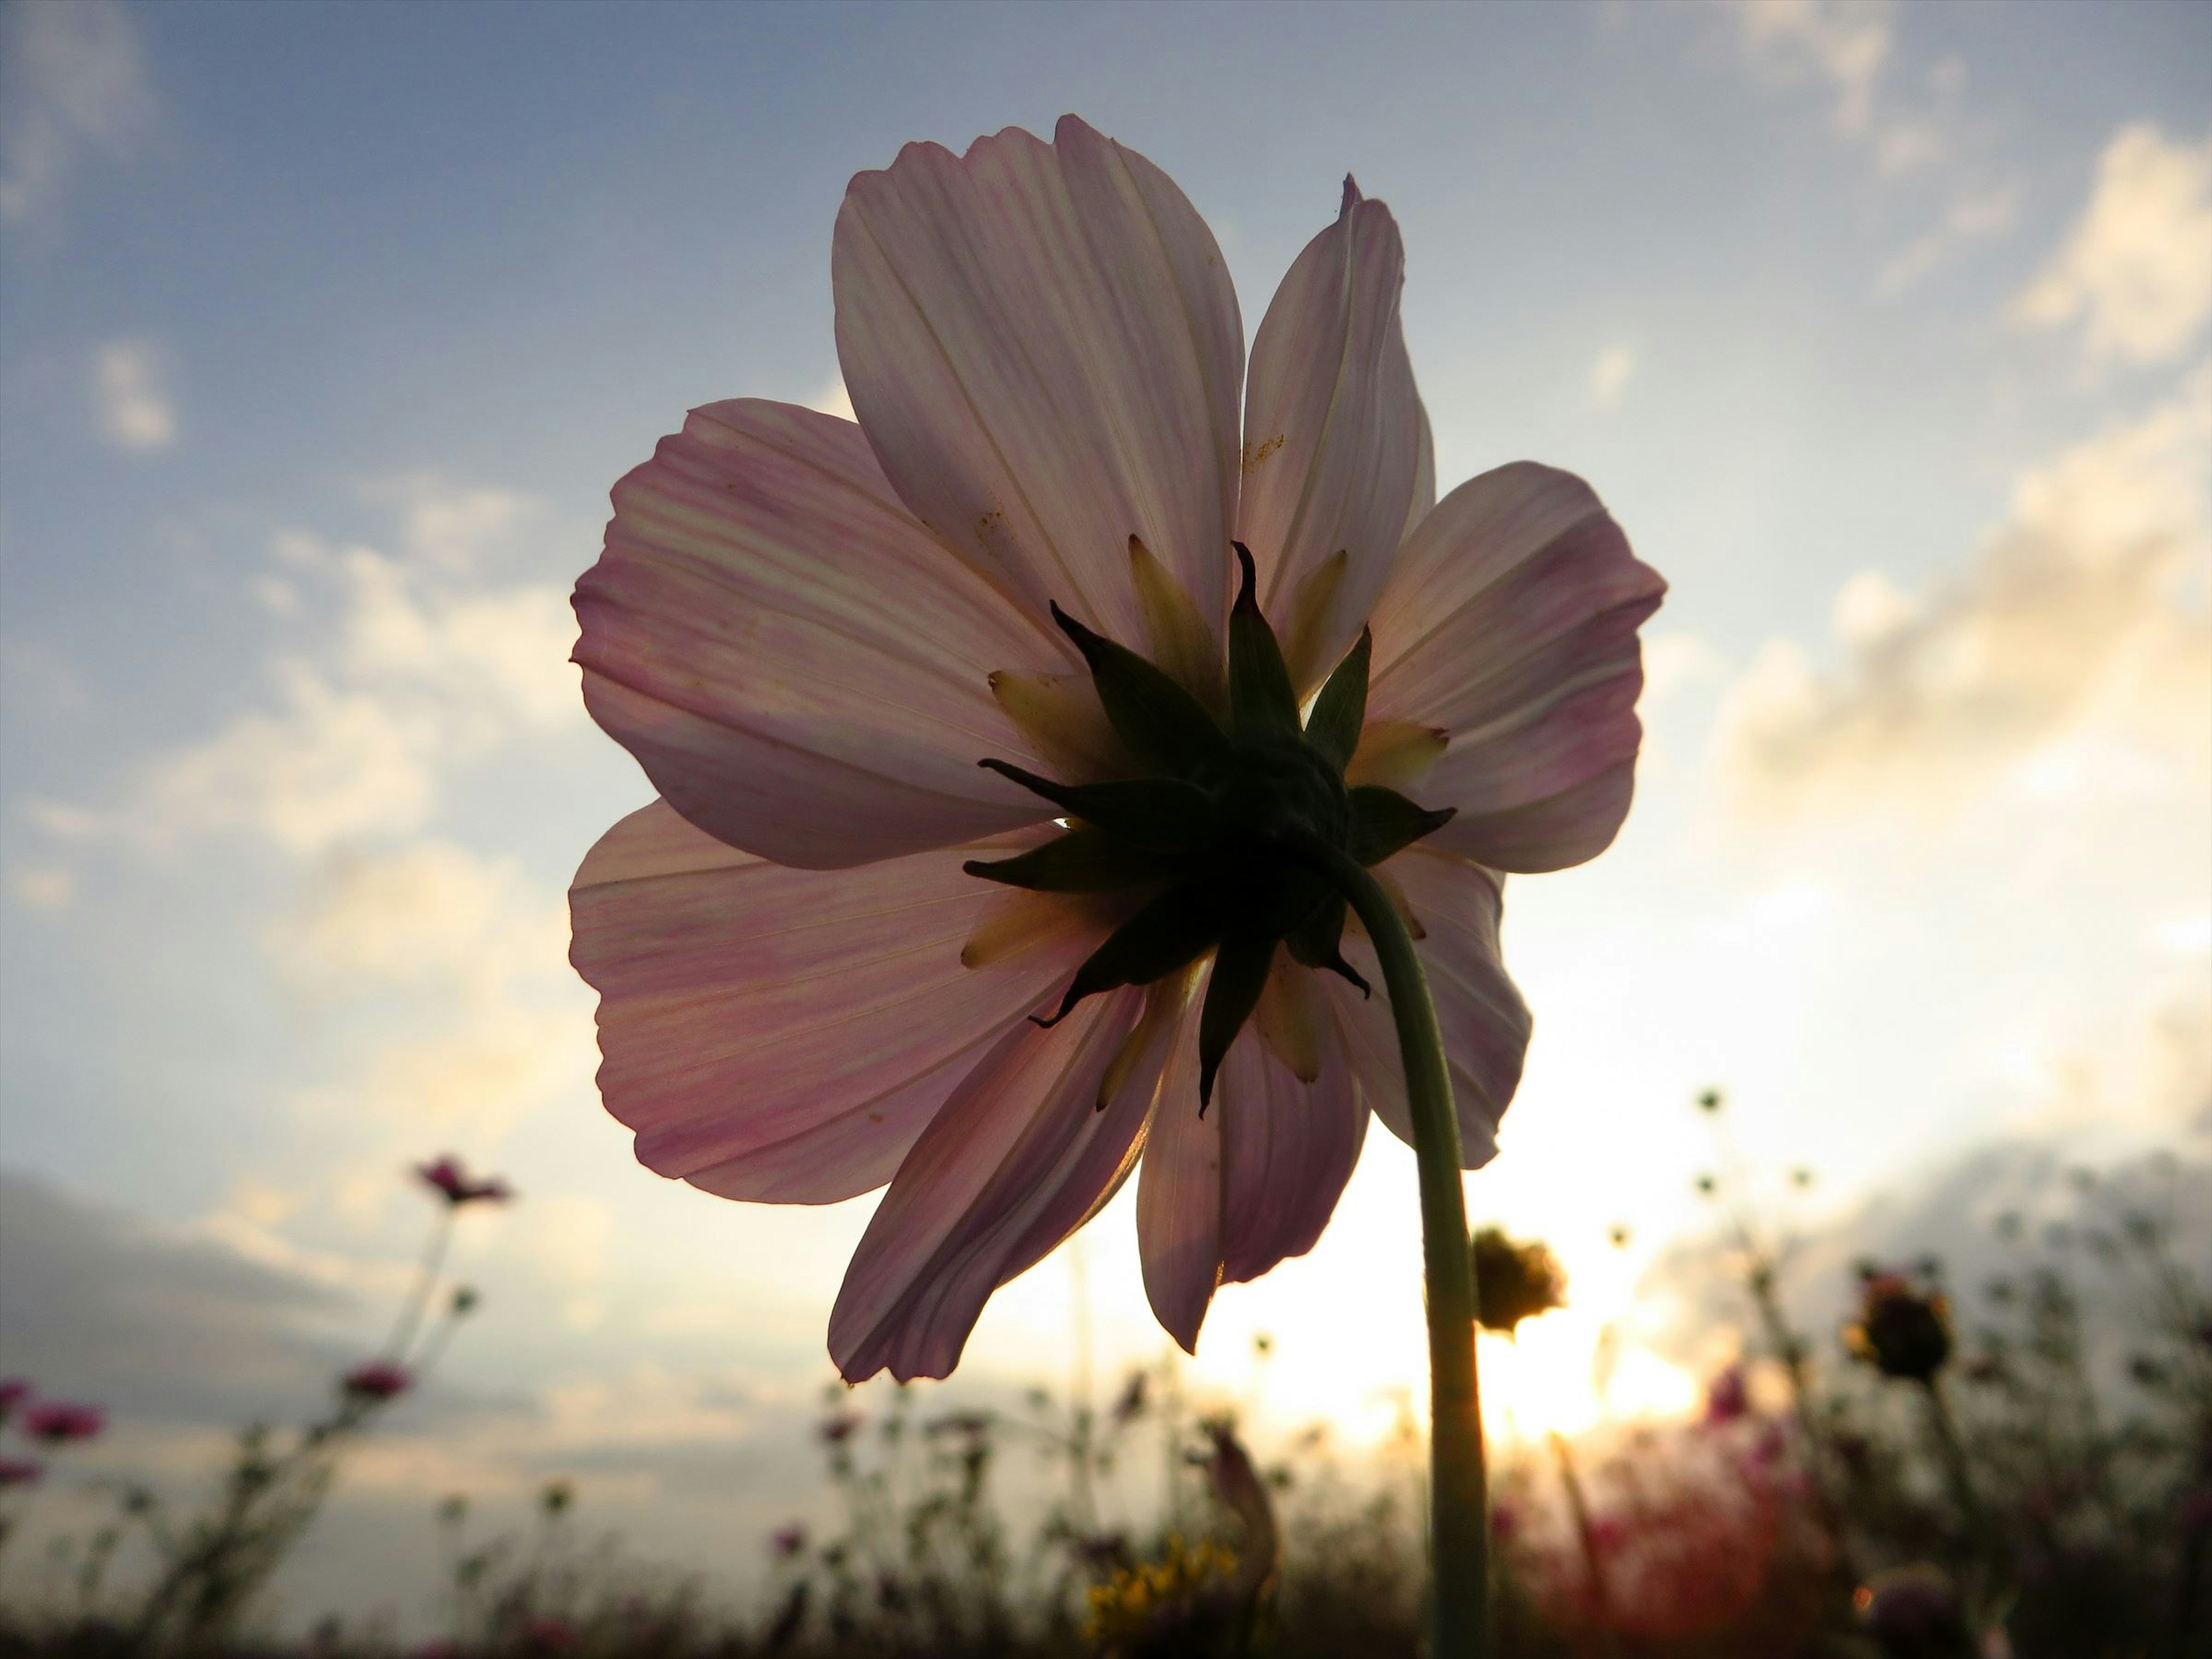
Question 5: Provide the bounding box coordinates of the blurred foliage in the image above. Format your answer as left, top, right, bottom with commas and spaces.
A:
0, 1120, 2206, 1658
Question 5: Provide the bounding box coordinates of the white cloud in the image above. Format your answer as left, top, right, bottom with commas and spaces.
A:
1589, 344, 1636, 412
268, 840, 549, 991
91, 338, 176, 451
59, 484, 579, 858
0, 0, 156, 222
1718, 364, 2212, 817
2016, 125, 2212, 366
6, 864, 76, 912
1874, 183, 2021, 297
1726, 0, 1895, 141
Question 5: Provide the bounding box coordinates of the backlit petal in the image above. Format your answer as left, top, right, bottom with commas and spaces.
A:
834, 116, 1244, 663
575, 399, 1062, 868
1330, 848, 1529, 1169
1217, 1014, 1366, 1286
571, 801, 1107, 1206
1239, 180, 1427, 690
1366, 462, 1664, 872
830, 984, 1170, 1382
1138, 972, 1221, 1351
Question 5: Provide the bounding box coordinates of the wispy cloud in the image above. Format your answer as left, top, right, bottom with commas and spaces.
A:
2015, 125, 2212, 368
1589, 344, 1636, 412
0, 0, 157, 224
91, 338, 176, 451
1726, 0, 1896, 145
1717, 364, 2212, 817
1873, 183, 2020, 297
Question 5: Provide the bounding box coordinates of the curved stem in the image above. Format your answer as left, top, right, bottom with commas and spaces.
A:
1310, 844, 1488, 1657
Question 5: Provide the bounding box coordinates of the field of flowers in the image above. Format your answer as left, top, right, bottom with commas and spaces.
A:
2, 1103, 2203, 1659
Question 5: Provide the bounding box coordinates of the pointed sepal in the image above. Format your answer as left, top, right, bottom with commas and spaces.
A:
963, 827, 1177, 893
1347, 786, 1457, 866
1228, 543, 1301, 741
1197, 931, 1275, 1109
978, 760, 1211, 854
1304, 628, 1370, 772
1034, 884, 1221, 1028
1050, 603, 1227, 781
1285, 893, 1370, 998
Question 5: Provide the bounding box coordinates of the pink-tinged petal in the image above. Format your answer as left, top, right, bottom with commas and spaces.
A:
1238, 179, 1427, 689
574, 399, 1062, 869
830, 984, 1172, 1382
1367, 462, 1664, 872
571, 801, 1109, 1206
834, 116, 1244, 659
1330, 848, 1530, 1169
1138, 982, 1219, 1351
1217, 1014, 1366, 1285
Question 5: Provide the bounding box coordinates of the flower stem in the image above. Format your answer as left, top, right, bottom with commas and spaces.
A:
1310, 845, 1488, 1658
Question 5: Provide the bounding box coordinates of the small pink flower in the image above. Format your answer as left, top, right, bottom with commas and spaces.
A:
770, 1521, 808, 1559
0, 1379, 29, 1419
817, 1409, 862, 1445
570, 116, 1663, 1382
521, 1616, 577, 1653
1703, 1364, 1751, 1425
20, 1402, 103, 1444
414, 1156, 514, 1208
341, 1361, 411, 1403
0, 1458, 43, 1487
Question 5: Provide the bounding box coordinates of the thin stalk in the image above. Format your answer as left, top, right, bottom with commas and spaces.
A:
1310, 844, 1488, 1658
382, 1206, 457, 1364
1549, 1432, 1619, 1657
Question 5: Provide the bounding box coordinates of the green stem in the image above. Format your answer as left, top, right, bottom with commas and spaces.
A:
1312, 845, 1488, 1658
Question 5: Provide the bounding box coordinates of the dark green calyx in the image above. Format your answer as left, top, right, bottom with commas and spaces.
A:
968, 546, 1456, 1101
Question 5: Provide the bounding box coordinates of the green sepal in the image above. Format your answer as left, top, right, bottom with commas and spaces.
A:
1228, 544, 1301, 742
1051, 603, 1228, 781
1286, 893, 1370, 998
1348, 786, 1457, 866
964, 827, 1177, 893
1035, 883, 1221, 1028
979, 760, 1211, 854
1198, 931, 1275, 1108
1304, 628, 1370, 772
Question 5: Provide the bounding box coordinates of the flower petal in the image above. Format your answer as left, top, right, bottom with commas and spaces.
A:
1238, 179, 1427, 690
574, 398, 1064, 869
1138, 982, 1220, 1351
571, 801, 1105, 1206
834, 116, 1244, 662
1367, 462, 1664, 872
1217, 1012, 1366, 1286
830, 983, 1171, 1382
1329, 847, 1529, 1169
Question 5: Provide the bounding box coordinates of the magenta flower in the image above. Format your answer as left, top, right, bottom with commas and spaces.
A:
0, 1458, 42, 1487
0, 1379, 28, 1421
340, 1361, 411, 1403
770, 1521, 808, 1559
414, 1155, 514, 1208
19, 1401, 103, 1445
1703, 1363, 1751, 1426
571, 116, 1662, 1382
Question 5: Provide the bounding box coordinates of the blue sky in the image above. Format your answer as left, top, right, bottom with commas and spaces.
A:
2, 0, 2207, 1626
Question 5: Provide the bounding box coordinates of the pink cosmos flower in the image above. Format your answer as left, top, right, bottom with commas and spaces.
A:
0, 1458, 43, 1487
340, 1361, 411, 1403
0, 1379, 28, 1421
414, 1155, 514, 1208
19, 1401, 103, 1445
571, 116, 1663, 1382
1703, 1363, 1751, 1426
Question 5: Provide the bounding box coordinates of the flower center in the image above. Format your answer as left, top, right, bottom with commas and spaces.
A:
968, 543, 1455, 1105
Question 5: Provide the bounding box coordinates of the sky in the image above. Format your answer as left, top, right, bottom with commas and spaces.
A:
1, 0, 2207, 1631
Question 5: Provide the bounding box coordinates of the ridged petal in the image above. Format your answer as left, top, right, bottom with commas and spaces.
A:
1366, 462, 1664, 872
575, 399, 1065, 869
830, 984, 1169, 1382
570, 801, 1107, 1206
1137, 979, 1366, 1352
1137, 980, 1219, 1351
833, 116, 1244, 661
1330, 847, 1530, 1169
1238, 180, 1427, 690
